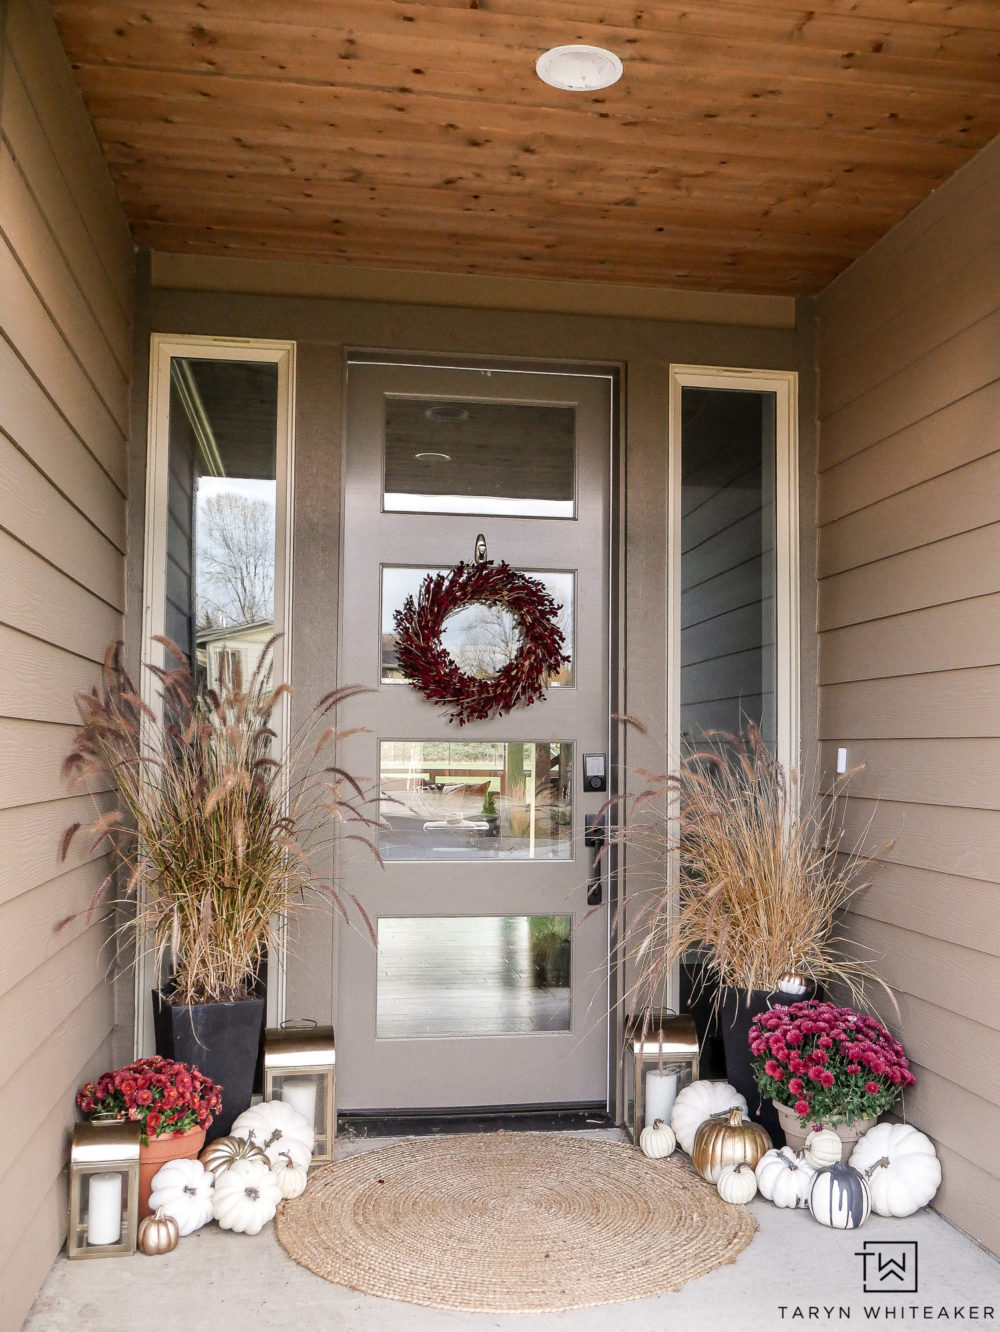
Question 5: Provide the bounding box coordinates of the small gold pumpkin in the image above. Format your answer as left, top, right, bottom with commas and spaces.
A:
691, 1106, 773, 1183
199, 1134, 269, 1178
137, 1206, 179, 1255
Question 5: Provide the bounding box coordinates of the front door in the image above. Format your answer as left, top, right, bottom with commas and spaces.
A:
338, 359, 613, 1112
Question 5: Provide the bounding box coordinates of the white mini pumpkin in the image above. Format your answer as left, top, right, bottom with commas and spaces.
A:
804, 1127, 844, 1169
669, 1080, 748, 1156
755, 1146, 816, 1208
148, 1157, 215, 1236
271, 1151, 309, 1201
639, 1119, 677, 1160
808, 1162, 871, 1230
212, 1158, 283, 1235
848, 1122, 941, 1217
717, 1162, 758, 1205
231, 1099, 314, 1168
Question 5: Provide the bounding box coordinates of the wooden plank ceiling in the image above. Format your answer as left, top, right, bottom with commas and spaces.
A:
50, 0, 1000, 295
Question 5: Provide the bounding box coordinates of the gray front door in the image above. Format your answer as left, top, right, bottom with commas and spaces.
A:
337, 359, 613, 1112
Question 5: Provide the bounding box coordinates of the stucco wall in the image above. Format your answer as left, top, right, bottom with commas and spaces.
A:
817, 133, 1000, 1256
0, 0, 133, 1321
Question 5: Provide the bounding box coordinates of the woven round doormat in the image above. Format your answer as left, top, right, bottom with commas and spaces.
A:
275, 1133, 756, 1312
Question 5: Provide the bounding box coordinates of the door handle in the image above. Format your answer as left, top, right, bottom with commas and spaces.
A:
584, 814, 606, 905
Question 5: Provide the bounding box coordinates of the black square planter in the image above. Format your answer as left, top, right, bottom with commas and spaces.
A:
152, 991, 265, 1141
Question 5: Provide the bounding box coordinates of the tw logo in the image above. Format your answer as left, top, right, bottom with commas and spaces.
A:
856, 1240, 919, 1294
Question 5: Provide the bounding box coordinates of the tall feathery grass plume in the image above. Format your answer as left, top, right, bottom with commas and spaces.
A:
61, 636, 380, 1005
607, 723, 892, 1041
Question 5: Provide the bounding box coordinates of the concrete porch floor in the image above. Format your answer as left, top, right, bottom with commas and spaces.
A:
24, 1130, 1000, 1332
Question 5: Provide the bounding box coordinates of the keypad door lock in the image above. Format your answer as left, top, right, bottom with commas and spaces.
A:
583, 753, 607, 793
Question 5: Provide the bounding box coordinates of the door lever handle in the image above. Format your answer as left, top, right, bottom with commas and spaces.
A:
584, 813, 606, 849
585, 814, 606, 905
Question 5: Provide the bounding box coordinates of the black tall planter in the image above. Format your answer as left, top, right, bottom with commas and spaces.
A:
719, 986, 785, 1147
152, 991, 265, 1142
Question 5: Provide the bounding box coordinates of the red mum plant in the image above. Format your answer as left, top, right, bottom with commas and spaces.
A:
77, 1056, 222, 1145
750, 999, 915, 1127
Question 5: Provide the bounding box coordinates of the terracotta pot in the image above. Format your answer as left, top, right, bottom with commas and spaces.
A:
138, 1126, 206, 1218
773, 1100, 875, 1162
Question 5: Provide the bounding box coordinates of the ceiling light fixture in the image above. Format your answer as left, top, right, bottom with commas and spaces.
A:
425, 404, 469, 422
536, 44, 623, 92
414, 451, 452, 462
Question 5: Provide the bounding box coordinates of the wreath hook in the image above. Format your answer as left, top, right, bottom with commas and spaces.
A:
474, 533, 488, 565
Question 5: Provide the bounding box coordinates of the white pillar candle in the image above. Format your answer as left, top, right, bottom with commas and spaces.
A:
281, 1077, 318, 1130
86, 1173, 122, 1246
644, 1069, 678, 1128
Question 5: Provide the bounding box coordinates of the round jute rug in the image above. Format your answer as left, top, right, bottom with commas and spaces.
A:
275, 1133, 756, 1313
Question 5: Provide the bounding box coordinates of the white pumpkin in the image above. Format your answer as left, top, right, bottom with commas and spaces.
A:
717, 1162, 758, 1205
231, 1099, 314, 1168
639, 1119, 676, 1160
148, 1157, 215, 1236
212, 1158, 283, 1235
271, 1151, 309, 1200
670, 1080, 748, 1156
755, 1146, 816, 1208
804, 1127, 844, 1169
848, 1122, 941, 1217
808, 1162, 871, 1230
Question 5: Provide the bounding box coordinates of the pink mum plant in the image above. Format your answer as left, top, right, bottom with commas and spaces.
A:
750, 999, 915, 1126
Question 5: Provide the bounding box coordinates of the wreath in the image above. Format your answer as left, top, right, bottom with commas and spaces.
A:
392, 559, 568, 726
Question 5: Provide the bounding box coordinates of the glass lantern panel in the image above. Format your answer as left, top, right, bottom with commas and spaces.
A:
271, 1071, 332, 1155
83, 1170, 126, 1248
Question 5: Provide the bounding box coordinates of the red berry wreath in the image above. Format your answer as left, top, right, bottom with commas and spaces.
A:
392, 560, 569, 725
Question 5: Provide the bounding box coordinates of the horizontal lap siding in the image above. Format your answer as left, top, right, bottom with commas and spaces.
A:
0, 0, 133, 1325
817, 132, 1000, 1256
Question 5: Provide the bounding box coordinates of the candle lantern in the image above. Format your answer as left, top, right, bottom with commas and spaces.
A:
263, 1022, 336, 1164
622, 1013, 699, 1145
67, 1120, 141, 1259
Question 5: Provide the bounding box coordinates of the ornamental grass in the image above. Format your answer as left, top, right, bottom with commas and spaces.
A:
610, 724, 891, 1030
61, 636, 379, 1006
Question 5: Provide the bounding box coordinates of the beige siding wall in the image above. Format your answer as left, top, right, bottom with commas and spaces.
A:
0, 0, 133, 1322
817, 133, 1000, 1255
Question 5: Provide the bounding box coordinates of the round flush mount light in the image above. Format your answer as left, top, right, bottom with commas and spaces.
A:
414, 451, 451, 463
536, 44, 623, 92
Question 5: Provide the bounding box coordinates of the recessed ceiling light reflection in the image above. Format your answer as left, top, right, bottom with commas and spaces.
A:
424, 404, 469, 422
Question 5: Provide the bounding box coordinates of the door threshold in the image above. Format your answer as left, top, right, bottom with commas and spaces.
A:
338, 1104, 612, 1140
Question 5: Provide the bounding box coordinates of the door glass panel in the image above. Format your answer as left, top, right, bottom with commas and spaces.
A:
383, 397, 575, 516
680, 386, 777, 747
166, 357, 278, 687
376, 915, 572, 1037
381, 567, 574, 686
378, 741, 573, 862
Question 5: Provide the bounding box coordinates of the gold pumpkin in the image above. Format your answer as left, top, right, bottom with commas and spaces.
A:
137, 1206, 179, 1256
199, 1134, 269, 1178
691, 1106, 773, 1183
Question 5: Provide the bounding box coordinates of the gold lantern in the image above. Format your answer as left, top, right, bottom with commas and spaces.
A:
263, 1022, 336, 1164
622, 1013, 700, 1145
67, 1121, 141, 1259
